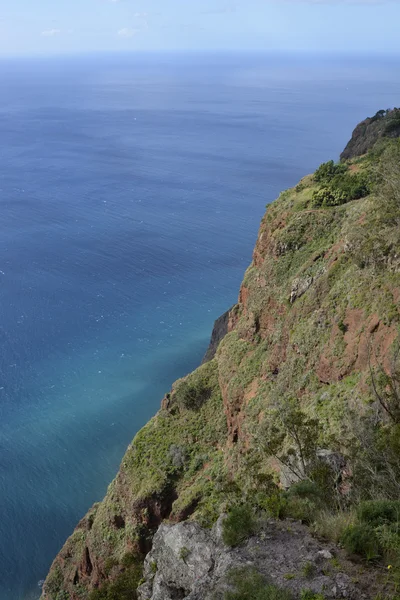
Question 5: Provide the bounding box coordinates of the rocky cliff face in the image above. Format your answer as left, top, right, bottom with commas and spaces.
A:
41, 118, 400, 600
340, 108, 400, 160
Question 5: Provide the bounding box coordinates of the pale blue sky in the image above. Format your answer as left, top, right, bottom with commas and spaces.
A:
0, 0, 399, 56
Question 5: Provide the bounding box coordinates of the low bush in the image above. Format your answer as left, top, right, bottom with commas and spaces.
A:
375, 523, 400, 558
314, 161, 348, 183
264, 494, 287, 519
340, 524, 381, 560
312, 159, 372, 208
264, 481, 326, 523
283, 497, 316, 524
358, 501, 400, 527
287, 480, 322, 501
222, 505, 257, 547
385, 117, 400, 135
311, 187, 346, 208
225, 567, 293, 600
173, 379, 212, 411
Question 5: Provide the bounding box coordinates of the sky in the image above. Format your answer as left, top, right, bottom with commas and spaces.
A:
0, 0, 399, 56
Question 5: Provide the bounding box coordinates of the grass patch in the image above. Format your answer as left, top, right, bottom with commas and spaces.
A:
300, 592, 325, 600
225, 567, 292, 600
313, 510, 356, 544
88, 563, 142, 600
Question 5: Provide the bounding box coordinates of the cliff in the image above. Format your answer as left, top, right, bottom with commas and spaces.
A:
340, 108, 400, 160
41, 117, 400, 600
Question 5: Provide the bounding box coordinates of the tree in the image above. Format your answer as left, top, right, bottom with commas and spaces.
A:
259, 398, 320, 481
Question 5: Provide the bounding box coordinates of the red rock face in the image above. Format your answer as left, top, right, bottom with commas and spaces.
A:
317, 311, 397, 385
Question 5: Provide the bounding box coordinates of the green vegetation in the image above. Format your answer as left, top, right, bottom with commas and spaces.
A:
302, 561, 316, 578
179, 546, 190, 562
348, 139, 400, 270
340, 524, 380, 561
225, 568, 293, 600
300, 592, 325, 600
173, 375, 212, 411
314, 160, 348, 183
222, 505, 257, 547
311, 160, 372, 207
313, 511, 356, 544
88, 565, 142, 600
358, 501, 400, 527
260, 399, 321, 482
45, 565, 64, 599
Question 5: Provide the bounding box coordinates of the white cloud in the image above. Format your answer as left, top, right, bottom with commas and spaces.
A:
41, 29, 61, 37
117, 27, 139, 38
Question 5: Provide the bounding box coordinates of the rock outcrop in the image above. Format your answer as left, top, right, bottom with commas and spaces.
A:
202, 307, 234, 364
138, 518, 378, 600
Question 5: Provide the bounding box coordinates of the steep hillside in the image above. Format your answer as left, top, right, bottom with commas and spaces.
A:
41, 119, 400, 600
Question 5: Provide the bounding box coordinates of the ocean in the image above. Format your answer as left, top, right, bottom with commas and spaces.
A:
0, 52, 399, 600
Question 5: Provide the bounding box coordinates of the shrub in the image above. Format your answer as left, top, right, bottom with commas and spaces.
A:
261, 399, 321, 481
375, 523, 400, 557
283, 497, 317, 524
312, 159, 371, 208
225, 567, 293, 600
222, 505, 257, 547
169, 444, 187, 469
333, 171, 371, 200
340, 524, 381, 560
314, 161, 348, 184
311, 187, 346, 208
173, 379, 212, 411
121, 552, 140, 568
358, 501, 400, 527
264, 493, 288, 519
287, 480, 322, 501
385, 117, 400, 135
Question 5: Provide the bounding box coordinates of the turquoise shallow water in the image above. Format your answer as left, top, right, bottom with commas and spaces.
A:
0, 53, 399, 599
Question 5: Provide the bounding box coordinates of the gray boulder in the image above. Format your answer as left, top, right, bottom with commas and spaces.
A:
138, 517, 371, 600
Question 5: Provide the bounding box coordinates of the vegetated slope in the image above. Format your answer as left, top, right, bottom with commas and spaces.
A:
41, 120, 400, 600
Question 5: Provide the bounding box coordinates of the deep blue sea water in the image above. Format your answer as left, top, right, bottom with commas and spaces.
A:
0, 52, 399, 600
